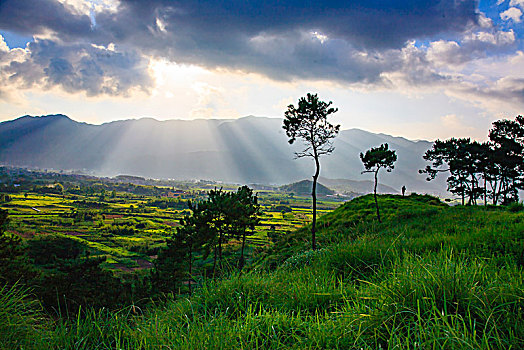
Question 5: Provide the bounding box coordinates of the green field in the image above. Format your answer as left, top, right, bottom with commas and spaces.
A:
1, 185, 340, 273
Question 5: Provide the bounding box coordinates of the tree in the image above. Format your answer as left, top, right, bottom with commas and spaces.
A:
230, 186, 260, 270
152, 225, 193, 295
0, 209, 35, 286
154, 185, 260, 289
420, 138, 476, 205
283, 93, 339, 250
488, 115, 524, 204
0, 209, 8, 235
206, 188, 235, 273
360, 143, 397, 223
27, 234, 131, 313
420, 116, 524, 206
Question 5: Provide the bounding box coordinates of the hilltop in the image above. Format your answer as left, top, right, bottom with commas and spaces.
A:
280, 179, 335, 196
4, 194, 523, 348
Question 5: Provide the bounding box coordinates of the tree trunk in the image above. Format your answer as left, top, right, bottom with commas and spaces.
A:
218, 230, 223, 268
311, 156, 320, 250
188, 243, 193, 296
374, 169, 381, 223
492, 179, 499, 205
469, 174, 475, 205
483, 173, 487, 206
239, 227, 246, 271
212, 245, 217, 278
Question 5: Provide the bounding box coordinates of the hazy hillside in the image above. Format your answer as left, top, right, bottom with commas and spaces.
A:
0, 114, 447, 194
280, 180, 335, 196
319, 176, 398, 194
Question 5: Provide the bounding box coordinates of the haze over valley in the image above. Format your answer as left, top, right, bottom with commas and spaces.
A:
0, 114, 446, 194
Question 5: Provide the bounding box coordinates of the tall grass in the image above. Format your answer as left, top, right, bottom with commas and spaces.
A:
0, 283, 46, 348
4, 195, 524, 349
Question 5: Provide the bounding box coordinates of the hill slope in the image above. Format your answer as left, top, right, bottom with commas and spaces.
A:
280, 179, 335, 196
5, 196, 523, 348
0, 114, 447, 194
318, 176, 398, 194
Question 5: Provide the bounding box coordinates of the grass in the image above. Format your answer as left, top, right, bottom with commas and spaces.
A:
0, 284, 45, 349
1, 194, 523, 349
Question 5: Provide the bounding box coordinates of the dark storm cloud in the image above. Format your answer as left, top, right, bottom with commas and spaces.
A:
0, 0, 481, 94
107, 0, 479, 49
0, 0, 92, 40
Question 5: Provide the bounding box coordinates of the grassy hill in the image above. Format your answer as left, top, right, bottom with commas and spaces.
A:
281, 179, 335, 196
3, 194, 523, 349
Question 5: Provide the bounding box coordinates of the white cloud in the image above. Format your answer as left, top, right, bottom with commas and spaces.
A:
465, 30, 515, 45
478, 13, 494, 28
0, 35, 9, 52
500, 7, 523, 22
427, 40, 464, 66
510, 0, 524, 8
441, 114, 474, 132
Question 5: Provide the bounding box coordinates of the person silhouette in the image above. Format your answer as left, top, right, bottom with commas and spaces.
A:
402, 185, 406, 196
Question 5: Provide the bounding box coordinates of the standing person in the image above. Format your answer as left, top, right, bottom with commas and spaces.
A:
402, 185, 406, 196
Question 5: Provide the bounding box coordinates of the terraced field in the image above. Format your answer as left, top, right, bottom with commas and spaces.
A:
1, 190, 341, 273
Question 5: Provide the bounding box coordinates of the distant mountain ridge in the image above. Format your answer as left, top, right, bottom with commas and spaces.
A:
0, 114, 447, 194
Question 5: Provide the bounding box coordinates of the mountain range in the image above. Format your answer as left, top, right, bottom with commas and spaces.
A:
0, 114, 447, 194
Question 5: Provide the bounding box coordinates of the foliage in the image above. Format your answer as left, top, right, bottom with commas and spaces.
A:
0, 209, 36, 286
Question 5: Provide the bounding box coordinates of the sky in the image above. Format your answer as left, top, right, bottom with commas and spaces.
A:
0, 0, 523, 141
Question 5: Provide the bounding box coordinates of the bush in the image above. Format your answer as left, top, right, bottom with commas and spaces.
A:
507, 201, 524, 212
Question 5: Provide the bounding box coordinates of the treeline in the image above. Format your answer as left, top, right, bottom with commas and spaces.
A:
146, 197, 188, 210
421, 115, 524, 205
153, 186, 260, 294
0, 166, 185, 198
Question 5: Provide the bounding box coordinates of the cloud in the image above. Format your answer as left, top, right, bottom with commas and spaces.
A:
441, 114, 474, 132
424, 22, 516, 70
0, 0, 522, 117
509, 0, 524, 8
0, 0, 481, 95
500, 7, 523, 22
0, 37, 152, 97
442, 49, 524, 114
0, 0, 92, 40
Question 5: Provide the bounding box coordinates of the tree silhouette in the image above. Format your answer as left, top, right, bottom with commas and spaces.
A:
360, 143, 397, 223
421, 116, 524, 205
488, 115, 524, 204
420, 138, 474, 205
153, 217, 199, 295
283, 93, 339, 250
